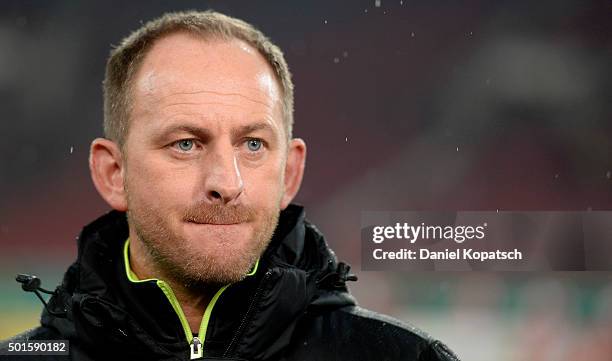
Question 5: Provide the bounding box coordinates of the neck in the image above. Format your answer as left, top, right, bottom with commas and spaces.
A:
128, 235, 216, 333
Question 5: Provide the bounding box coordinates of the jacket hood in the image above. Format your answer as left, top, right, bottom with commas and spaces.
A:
35, 204, 356, 360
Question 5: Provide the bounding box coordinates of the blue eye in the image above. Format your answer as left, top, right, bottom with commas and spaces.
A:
246, 139, 262, 152
176, 139, 194, 151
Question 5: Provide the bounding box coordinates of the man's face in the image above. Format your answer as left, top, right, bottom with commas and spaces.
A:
123, 32, 286, 286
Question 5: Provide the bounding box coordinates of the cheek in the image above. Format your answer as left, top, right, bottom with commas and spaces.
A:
126, 155, 196, 210
242, 158, 285, 204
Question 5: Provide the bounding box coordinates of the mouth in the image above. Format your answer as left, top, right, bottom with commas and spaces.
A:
186, 220, 244, 226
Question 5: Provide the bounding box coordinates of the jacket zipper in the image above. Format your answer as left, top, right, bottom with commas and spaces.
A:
157, 280, 229, 360
223, 269, 273, 357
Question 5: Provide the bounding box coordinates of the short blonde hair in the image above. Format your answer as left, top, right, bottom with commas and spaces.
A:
103, 10, 294, 147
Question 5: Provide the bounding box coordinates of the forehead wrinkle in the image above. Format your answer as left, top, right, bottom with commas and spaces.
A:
134, 89, 279, 124
159, 101, 251, 111
155, 108, 280, 131
154, 89, 274, 109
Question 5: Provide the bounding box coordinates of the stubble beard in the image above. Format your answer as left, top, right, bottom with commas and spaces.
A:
126, 192, 280, 289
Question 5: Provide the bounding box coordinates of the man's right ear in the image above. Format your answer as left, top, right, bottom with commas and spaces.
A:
89, 138, 128, 211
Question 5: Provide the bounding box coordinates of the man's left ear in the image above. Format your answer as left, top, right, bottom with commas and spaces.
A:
280, 138, 306, 209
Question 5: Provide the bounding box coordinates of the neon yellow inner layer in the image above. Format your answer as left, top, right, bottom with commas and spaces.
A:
123, 238, 259, 355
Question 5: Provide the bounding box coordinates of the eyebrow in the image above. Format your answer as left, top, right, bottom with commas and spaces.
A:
231, 122, 277, 140
154, 124, 212, 143
153, 121, 278, 143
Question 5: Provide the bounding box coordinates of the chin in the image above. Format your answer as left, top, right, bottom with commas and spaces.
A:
182, 222, 260, 260
181, 245, 259, 285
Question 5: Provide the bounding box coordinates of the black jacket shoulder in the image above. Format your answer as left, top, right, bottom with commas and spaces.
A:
283, 305, 458, 361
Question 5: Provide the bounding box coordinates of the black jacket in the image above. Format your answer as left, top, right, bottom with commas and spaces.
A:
1, 205, 459, 361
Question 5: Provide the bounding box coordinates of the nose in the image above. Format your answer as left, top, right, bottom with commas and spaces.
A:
203, 145, 244, 204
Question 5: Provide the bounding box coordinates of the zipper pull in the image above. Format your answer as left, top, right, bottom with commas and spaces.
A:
190, 336, 203, 360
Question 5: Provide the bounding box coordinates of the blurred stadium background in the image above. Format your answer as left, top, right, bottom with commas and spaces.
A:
0, 1, 611, 360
